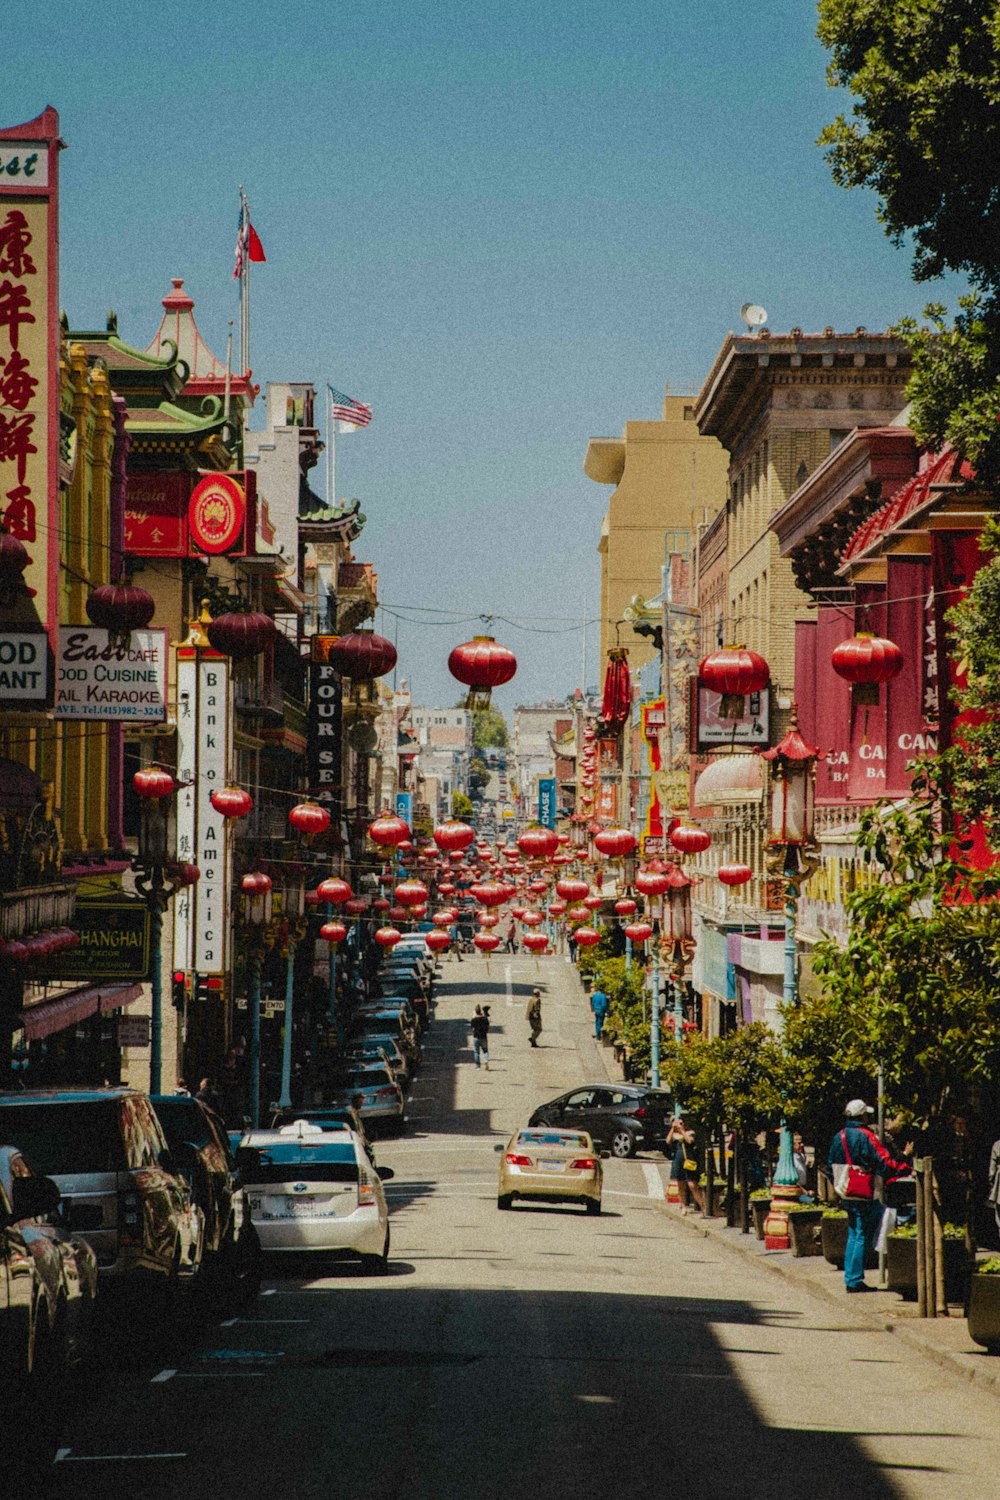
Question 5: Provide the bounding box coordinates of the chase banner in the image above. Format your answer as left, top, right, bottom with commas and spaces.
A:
538, 777, 556, 828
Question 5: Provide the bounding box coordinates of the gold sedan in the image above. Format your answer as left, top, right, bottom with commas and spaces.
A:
496, 1128, 603, 1214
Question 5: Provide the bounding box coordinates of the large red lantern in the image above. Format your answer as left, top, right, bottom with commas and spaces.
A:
623, 920, 653, 944
718, 863, 753, 887
831, 632, 904, 704
373, 896, 391, 912
206, 609, 276, 660
669, 823, 711, 856
517, 827, 559, 859
432, 911, 455, 928
548, 899, 567, 917
369, 814, 411, 847
471, 880, 506, 907
316, 877, 353, 905
388, 906, 409, 923
523, 933, 548, 954
573, 926, 602, 948
433, 820, 475, 852
614, 898, 637, 917
133, 767, 175, 800
375, 926, 403, 949
425, 930, 451, 953
320, 921, 348, 945
521, 909, 544, 928
394, 879, 430, 907
437, 881, 456, 897
210, 785, 253, 819
555, 876, 589, 903
593, 827, 637, 858
447, 635, 517, 707
344, 897, 369, 916
85, 581, 155, 648
635, 865, 671, 899
288, 801, 331, 837
474, 931, 501, 953
583, 894, 603, 911
327, 629, 398, 681
699, 645, 770, 720
240, 871, 273, 896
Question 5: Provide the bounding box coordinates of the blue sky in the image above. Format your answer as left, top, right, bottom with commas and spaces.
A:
11, 1, 962, 717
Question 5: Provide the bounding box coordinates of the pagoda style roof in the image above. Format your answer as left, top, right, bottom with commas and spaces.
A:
146, 279, 256, 409
125, 397, 233, 470
297, 482, 366, 542
70, 315, 187, 406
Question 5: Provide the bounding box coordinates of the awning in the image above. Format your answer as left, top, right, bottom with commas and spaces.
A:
693, 753, 764, 806
21, 982, 143, 1041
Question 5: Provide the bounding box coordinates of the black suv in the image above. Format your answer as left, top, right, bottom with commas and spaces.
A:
528, 1085, 674, 1159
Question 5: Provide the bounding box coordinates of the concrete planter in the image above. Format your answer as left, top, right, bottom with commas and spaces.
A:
821, 1215, 848, 1269
886, 1234, 969, 1302
788, 1207, 825, 1257
967, 1273, 1000, 1352
751, 1198, 769, 1241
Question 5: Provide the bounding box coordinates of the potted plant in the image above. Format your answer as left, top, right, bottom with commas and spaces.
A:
750, 1188, 771, 1241
787, 1202, 825, 1257
967, 1256, 1000, 1352
821, 1208, 848, 1268
886, 1220, 969, 1302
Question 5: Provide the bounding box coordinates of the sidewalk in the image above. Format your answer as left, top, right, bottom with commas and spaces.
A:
556, 956, 1000, 1401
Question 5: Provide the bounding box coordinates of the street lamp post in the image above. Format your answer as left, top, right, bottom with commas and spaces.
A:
131, 777, 190, 1097
240, 872, 273, 1128
278, 867, 308, 1112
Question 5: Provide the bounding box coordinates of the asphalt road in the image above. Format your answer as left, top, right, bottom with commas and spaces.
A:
39, 956, 1000, 1499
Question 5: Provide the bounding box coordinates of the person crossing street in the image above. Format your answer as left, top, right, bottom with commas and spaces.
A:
470, 1004, 490, 1070
526, 988, 543, 1047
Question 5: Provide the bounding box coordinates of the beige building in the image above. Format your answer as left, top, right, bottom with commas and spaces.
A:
585, 390, 728, 668
694, 329, 911, 694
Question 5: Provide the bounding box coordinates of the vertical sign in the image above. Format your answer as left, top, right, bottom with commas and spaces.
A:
0, 110, 60, 646
307, 654, 341, 803
537, 776, 556, 828
395, 791, 412, 827
174, 649, 231, 975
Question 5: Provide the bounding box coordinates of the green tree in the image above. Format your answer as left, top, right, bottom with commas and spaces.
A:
469, 704, 509, 750
936, 516, 1000, 834
451, 791, 473, 820
468, 757, 490, 798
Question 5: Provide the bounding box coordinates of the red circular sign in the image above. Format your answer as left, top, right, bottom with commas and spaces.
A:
188, 474, 246, 554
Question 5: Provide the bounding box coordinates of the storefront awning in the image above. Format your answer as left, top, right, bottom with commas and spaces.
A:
21, 982, 143, 1041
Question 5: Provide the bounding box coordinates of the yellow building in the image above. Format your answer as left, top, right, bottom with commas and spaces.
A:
584, 390, 728, 669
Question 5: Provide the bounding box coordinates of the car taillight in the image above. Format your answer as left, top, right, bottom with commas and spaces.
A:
119, 1188, 142, 1247
376, 1086, 399, 1098
631, 1106, 647, 1118
569, 1158, 596, 1170
357, 1173, 376, 1205
505, 1153, 532, 1167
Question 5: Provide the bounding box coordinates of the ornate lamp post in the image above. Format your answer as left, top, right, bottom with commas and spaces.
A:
131, 770, 188, 1096
663, 864, 695, 1087
277, 867, 308, 1112
759, 712, 822, 1248
240, 872, 273, 1127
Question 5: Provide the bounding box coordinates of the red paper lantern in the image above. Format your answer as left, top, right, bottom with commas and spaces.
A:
206, 609, 276, 660
573, 926, 602, 948
670, 823, 711, 856
344, 898, 369, 915
433, 820, 476, 852
240, 871, 272, 895
474, 931, 501, 953
317, 877, 353, 905
635, 866, 671, 899
593, 827, 637, 858
521, 909, 544, 927
555, 876, 589, 902
718, 863, 753, 887
523, 933, 548, 954
327, 629, 398, 681
471, 881, 506, 907
437, 881, 456, 897
517, 827, 559, 859
320, 921, 348, 944
583, 894, 603, 911
369, 814, 411, 847
288, 801, 331, 836
210, 786, 253, 819
548, 899, 567, 917
831, 633, 904, 704
448, 636, 517, 701
614, 898, 637, 916
699, 645, 770, 720
479, 912, 500, 928
623, 920, 653, 944
2, 939, 28, 964
133, 767, 175, 800
374, 927, 403, 949
432, 911, 454, 928
388, 906, 409, 922
169, 862, 201, 887
373, 896, 391, 912
425, 930, 451, 953
394, 879, 430, 907
85, 581, 155, 647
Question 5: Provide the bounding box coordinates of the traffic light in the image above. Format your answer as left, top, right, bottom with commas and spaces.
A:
171, 971, 188, 1010
195, 975, 224, 1003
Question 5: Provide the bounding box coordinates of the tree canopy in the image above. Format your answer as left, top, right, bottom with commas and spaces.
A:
470, 704, 508, 750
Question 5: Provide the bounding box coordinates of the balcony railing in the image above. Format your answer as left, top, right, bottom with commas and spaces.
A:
0, 883, 77, 941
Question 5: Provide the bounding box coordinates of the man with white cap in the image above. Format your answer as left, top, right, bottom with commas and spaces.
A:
827, 1099, 910, 1293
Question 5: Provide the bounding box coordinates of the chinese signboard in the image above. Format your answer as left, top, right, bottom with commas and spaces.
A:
53, 627, 167, 721
173, 651, 231, 975
0, 111, 60, 644
537, 776, 556, 829
188, 471, 256, 556
689, 678, 770, 751
307, 656, 341, 802
0, 631, 47, 699
125, 471, 190, 556
35, 899, 150, 981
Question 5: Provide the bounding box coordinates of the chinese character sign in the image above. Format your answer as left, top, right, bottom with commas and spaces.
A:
0, 111, 59, 639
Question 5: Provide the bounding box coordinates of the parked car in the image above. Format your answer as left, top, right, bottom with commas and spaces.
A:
269, 1107, 376, 1163
324, 1064, 405, 1136
0, 1089, 204, 1310
151, 1094, 261, 1304
349, 1011, 421, 1068
527, 1084, 674, 1159
239, 1123, 391, 1271
345, 1041, 411, 1089
496, 1128, 602, 1213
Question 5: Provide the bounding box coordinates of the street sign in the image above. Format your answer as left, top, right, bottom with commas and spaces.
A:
117, 1015, 150, 1048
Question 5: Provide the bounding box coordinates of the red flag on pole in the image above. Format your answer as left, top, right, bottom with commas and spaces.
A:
247, 222, 266, 263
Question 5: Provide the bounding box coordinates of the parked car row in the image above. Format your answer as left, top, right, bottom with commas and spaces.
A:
0, 1084, 261, 1419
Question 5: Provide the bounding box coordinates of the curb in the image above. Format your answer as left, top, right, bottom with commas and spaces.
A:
661, 1201, 1000, 1399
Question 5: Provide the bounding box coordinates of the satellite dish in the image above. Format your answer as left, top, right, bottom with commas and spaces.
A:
741, 303, 768, 333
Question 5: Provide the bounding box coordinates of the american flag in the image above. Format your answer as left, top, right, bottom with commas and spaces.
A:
232, 201, 248, 280
328, 385, 373, 428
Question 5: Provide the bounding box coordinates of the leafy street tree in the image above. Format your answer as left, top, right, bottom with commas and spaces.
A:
818, 2, 1000, 487
470, 704, 508, 750
451, 791, 473, 820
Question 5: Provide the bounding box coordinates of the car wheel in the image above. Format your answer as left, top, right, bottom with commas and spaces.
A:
360, 1228, 390, 1274
585, 1199, 602, 1216
610, 1128, 637, 1159
497, 1193, 514, 1211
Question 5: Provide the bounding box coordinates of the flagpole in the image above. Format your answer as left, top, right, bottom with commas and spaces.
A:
237, 185, 246, 374
327, 385, 336, 509
244, 194, 252, 376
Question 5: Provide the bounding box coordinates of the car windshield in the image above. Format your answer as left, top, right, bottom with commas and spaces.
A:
151, 1097, 212, 1148
517, 1131, 589, 1148
0, 1099, 127, 1174
247, 1142, 359, 1185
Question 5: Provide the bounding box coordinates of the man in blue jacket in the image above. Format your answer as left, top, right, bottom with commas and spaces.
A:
827, 1099, 910, 1293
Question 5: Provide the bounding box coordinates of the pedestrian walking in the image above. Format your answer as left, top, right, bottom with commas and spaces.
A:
590, 986, 608, 1040
827, 1098, 910, 1293
470, 1004, 490, 1070
666, 1116, 704, 1214
196, 1076, 222, 1114
526, 988, 543, 1047
504, 918, 517, 953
